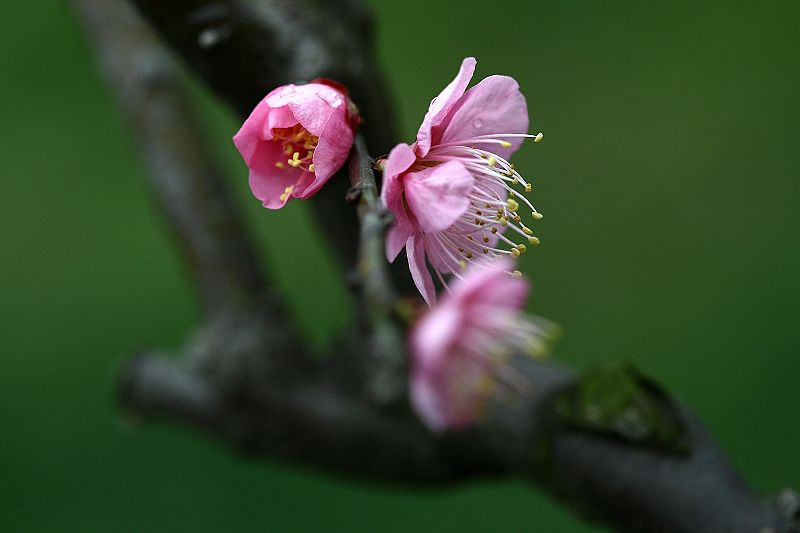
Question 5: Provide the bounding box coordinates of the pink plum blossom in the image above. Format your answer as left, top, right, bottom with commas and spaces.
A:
234, 79, 360, 208
381, 57, 544, 305
409, 259, 556, 432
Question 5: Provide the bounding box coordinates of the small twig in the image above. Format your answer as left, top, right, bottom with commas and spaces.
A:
347, 134, 407, 405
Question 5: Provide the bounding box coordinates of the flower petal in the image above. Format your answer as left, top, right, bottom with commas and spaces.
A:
407, 234, 437, 306
233, 101, 292, 164
415, 57, 476, 158
453, 258, 529, 311
439, 75, 528, 160
246, 138, 305, 209
409, 375, 448, 432
380, 144, 417, 209
385, 218, 413, 262
285, 84, 345, 137
409, 299, 463, 432
298, 109, 353, 198
404, 160, 474, 233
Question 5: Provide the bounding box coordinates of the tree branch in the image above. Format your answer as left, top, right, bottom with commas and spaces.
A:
72, 0, 279, 319
346, 134, 408, 406
72, 0, 799, 531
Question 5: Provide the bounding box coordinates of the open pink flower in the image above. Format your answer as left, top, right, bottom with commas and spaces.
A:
410, 259, 556, 432
381, 57, 544, 305
234, 79, 360, 208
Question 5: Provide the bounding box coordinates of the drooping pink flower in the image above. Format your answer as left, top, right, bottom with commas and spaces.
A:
410, 259, 556, 432
381, 57, 544, 305
234, 79, 360, 209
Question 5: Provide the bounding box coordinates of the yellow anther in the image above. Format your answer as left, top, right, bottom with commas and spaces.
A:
511, 248, 521, 257
500, 140, 512, 149
517, 244, 527, 253
514, 215, 522, 222
522, 226, 533, 235
308, 163, 315, 173
459, 260, 467, 270
528, 236, 541, 245
525, 183, 532, 192
490, 227, 498, 234
532, 212, 544, 220
284, 186, 293, 193
275, 162, 285, 168
512, 176, 518, 184
507, 199, 519, 212
279, 193, 287, 202
285, 144, 295, 156
511, 270, 523, 279
487, 156, 497, 167
534, 132, 544, 143
527, 339, 548, 359
288, 152, 302, 167
500, 217, 508, 226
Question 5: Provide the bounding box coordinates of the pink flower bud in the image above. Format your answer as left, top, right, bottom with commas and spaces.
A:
233, 79, 360, 208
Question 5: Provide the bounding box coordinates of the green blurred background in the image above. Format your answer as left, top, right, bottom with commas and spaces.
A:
2, 0, 798, 531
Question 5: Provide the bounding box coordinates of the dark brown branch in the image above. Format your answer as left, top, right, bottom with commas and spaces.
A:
71, 0, 308, 388
72, 1, 799, 532
71, 0, 277, 319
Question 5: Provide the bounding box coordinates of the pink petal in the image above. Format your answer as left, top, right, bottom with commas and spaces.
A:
386, 219, 413, 262
404, 160, 474, 233
410, 373, 448, 432
439, 75, 528, 160
415, 57, 476, 158
454, 259, 529, 311
407, 234, 437, 306
410, 298, 462, 371
380, 144, 417, 211
288, 84, 345, 137
410, 298, 466, 432
298, 109, 353, 198
380, 143, 418, 259
247, 138, 305, 208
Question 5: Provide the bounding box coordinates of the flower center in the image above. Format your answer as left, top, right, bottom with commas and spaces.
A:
423, 133, 545, 277
272, 124, 318, 174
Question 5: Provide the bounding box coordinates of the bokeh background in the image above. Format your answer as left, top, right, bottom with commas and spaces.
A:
2, 1, 798, 531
